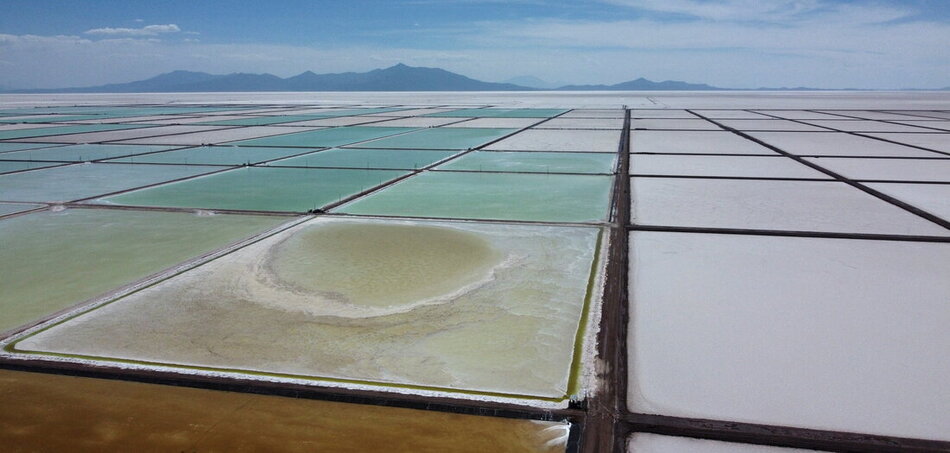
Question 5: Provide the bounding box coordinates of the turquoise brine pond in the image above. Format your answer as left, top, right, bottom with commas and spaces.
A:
106, 146, 318, 165
0, 124, 146, 140
267, 148, 459, 169
350, 128, 516, 150
0, 144, 176, 162
0, 161, 60, 175
0, 203, 43, 216
438, 151, 616, 174
231, 126, 417, 148
0, 163, 221, 202
426, 108, 567, 118
103, 167, 409, 212
338, 171, 613, 222
0, 143, 58, 153
195, 115, 334, 127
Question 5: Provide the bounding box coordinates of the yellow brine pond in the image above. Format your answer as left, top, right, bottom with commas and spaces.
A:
0, 369, 569, 452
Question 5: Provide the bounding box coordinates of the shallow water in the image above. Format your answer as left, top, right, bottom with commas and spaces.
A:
266, 147, 458, 169
0, 124, 143, 140
0, 369, 568, 453
0, 161, 60, 175
270, 222, 504, 308
352, 128, 516, 150
0, 142, 60, 153
17, 218, 601, 400
0, 202, 43, 216
231, 126, 417, 148
0, 208, 288, 332
103, 167, 409, 212
195, 114, 338, 126
0, 163, 221, 202
338, 171, 613, 222
439, 151, 616, 174
427, 108, 567, 118
106, 145, 319, 165
0, 144, 176, 162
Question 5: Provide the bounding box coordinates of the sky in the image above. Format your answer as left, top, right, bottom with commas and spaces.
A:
1, 0, 948, 89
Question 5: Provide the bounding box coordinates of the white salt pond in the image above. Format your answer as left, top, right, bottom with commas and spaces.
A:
628, 231, 950, 441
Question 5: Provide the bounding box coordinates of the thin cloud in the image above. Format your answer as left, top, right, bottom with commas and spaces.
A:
85, 24, 182, 36
603, 0, 910, 24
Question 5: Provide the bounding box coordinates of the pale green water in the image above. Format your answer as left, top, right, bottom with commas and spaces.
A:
107, 146, 318, 165
0, 161, 60, 175
439, 151, 617, 174
427, 109, 567, 118
0, 208, 287, 332
338, 171, 613, 222
267, 148, 458, 169
0, 203, 43, 216
0, 163, 221, 202
271, 223, 503, 308
0, 124, 146, 140
0, 144, 176, 162
0, 143, 58, 153
104, 167, 408, 212
351, 128, 515, 150
231, 127, 417, 148
15, 218, 600, 400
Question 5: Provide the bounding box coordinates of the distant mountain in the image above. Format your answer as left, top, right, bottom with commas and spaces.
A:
11, 65, 935, 92
501, 76, 562, 89
9, 64, 533, 93
557, 77, 721, 91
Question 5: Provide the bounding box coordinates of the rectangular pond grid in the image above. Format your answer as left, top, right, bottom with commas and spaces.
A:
0, 102, 947, 453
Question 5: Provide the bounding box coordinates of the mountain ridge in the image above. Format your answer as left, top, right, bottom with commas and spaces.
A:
5, 64, 948, 93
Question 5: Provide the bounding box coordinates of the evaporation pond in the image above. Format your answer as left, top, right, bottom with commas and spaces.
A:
0, 143, 58, 153
0, 369, 569, 452
15, 218, 601, 401
195, 115, 335, 126
353, 128, 516, 149
0, 161, 60, 175
0, 208, 287, 332
107, 146, 318, 165
230, 126, 417, 148
339, 171, 612, 222
0, 144, 176, 162
0, 163, 220, 202
103, 167, 408, 212
439, 151, 616, 174
267, 148, 459, 169
0, 124, 144, 140
428, 108, 566, 118
0, 203, 43, 216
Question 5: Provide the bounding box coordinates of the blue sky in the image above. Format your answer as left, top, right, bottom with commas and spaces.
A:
1, 0, 948, 89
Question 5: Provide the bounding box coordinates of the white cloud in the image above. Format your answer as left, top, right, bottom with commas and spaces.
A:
603, 0, 910, 24
85, 24, 182, 36
0, 2, 947, 92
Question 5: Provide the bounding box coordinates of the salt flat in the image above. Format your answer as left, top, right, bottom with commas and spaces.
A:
0, 92, 947, 453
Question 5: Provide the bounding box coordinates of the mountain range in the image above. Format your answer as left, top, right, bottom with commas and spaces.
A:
5, 64, 948, 93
